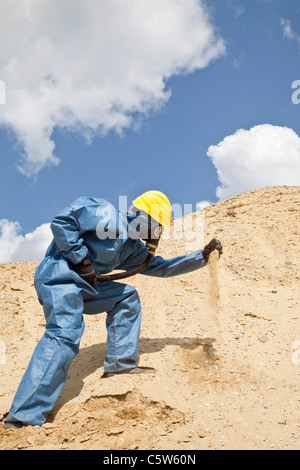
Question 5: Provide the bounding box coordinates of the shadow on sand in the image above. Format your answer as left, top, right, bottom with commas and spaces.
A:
50, 336, 216, 420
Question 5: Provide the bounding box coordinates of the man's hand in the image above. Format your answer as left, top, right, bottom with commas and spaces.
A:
71, 256, 97, 286
202, 238, 223, 262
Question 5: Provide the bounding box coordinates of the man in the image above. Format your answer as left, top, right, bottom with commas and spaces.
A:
4, 191, 222, 428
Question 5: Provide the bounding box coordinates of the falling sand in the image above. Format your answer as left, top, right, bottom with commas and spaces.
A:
207, 250, 220, 327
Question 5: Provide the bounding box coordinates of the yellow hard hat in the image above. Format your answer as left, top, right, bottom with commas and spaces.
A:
132, 190, 172, 229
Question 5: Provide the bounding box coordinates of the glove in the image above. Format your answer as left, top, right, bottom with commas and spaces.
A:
71, 255, 97, 286
202, 238, 223, 262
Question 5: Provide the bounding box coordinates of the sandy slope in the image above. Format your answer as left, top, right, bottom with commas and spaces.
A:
0, 186, 299, 450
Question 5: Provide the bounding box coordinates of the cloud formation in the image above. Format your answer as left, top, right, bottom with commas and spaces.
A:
0, 220, 52, 262
280, 18, 300, 48
207, 124, 300, 200
196, 200, 212, 211
0, 0, 225, 177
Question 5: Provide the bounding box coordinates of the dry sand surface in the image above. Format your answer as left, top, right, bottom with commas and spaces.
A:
0, 186, 299, 450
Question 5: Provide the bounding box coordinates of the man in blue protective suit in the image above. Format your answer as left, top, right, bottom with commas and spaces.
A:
4, 191, 222, 429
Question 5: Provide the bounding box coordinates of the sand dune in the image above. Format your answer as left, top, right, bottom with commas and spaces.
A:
0, 185, 299, 450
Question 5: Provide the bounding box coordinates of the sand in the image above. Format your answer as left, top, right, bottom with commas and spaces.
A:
0, 185, 299, 450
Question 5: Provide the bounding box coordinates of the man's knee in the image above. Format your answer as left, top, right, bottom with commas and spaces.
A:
45, 321, 85, 358
122, 284, 141, 310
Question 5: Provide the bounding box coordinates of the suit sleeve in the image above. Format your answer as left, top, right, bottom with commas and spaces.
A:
50, 205, 88, 265
141, 250, 207, 278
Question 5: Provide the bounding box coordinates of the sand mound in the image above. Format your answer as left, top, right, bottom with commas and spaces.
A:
0, 186, 299, 450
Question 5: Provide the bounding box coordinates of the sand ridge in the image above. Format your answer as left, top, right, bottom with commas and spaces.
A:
0, 186, 299, 450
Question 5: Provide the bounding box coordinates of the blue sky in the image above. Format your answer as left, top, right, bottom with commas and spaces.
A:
0, 0, 300, 261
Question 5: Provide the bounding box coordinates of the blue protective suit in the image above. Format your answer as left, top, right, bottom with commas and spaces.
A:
5, 197, 207, 426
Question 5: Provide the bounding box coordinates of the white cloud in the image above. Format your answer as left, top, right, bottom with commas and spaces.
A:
225, 1, 244, 19
196, 200, 212, 211
280, 18, 300, 48
0, 220, 52, 262
207, 124, 300, 200
0, 0, 225, 177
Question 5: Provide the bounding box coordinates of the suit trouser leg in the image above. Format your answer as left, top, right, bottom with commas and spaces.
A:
83, 281, 142, 373
5, 282, 85, 426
